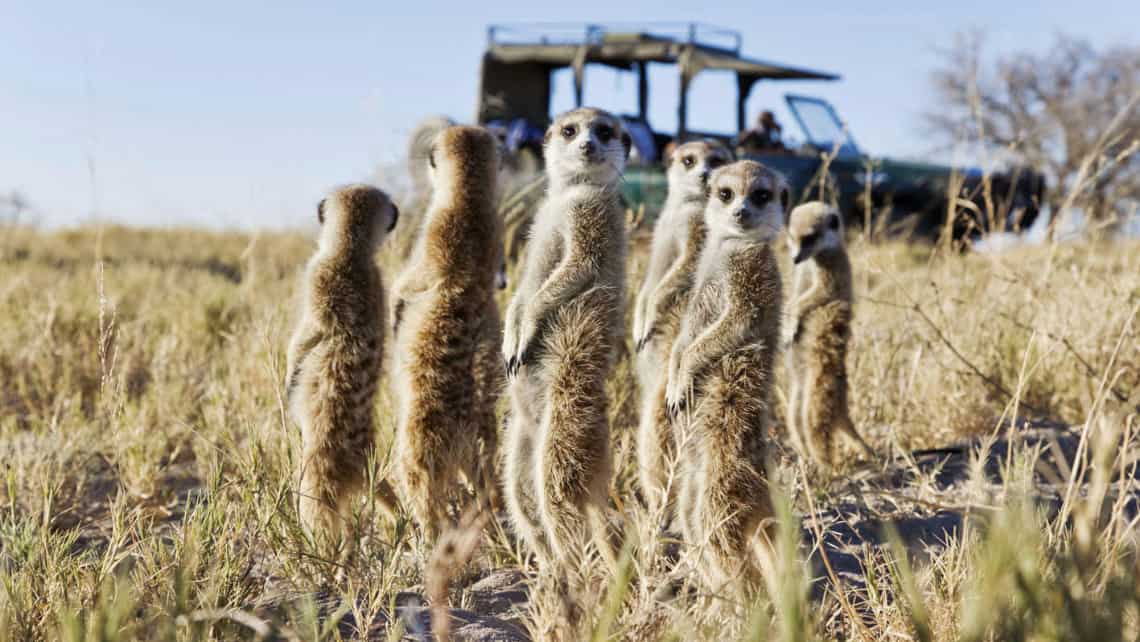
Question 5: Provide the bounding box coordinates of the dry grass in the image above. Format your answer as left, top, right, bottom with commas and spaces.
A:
0, 215, 1137, 640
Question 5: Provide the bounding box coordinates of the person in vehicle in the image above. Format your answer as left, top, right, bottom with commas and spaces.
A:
732, 110, 785, 153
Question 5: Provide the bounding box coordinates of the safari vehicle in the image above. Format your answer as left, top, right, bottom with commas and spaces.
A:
477, 22, 1045, 240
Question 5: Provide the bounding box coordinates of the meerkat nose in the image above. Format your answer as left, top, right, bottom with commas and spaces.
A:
580, 140, 596, 155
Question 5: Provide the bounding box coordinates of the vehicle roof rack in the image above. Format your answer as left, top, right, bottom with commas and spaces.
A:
480, 22, 838, 137
487, 22, 743, 56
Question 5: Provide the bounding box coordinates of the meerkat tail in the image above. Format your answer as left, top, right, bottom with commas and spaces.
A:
503, 390, 552, 565
637, 378, 679, 522
840, 416, 876, 459
371, 478, 401, 519
536, 288, 615, 570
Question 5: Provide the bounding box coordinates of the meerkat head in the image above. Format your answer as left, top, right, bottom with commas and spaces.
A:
703, 160, 789, 242
542, 107, 631, 189
666, 140, 733, 201
316, 184, 399, 254
787, 201, 844, 264
426, 125, 501, 204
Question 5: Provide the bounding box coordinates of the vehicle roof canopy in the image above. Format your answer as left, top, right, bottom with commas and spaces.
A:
478, 23, 839, 134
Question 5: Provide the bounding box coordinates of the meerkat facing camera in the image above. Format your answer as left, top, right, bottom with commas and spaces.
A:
389, 125, 504, 542
287, 184, 399, 546
664, 160, 787, 591
785, 201, 874, 467
501, 107, 631, 568
631, 140, 732, 516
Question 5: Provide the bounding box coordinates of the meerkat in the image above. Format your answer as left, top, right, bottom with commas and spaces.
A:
785, 202, 874, 467
500, 107, 631, 568
663, 160, 788, 591
286, 184, 400, 546
389, 125, 504, 542
631, 140, 732, 516
390, 115, 457, 260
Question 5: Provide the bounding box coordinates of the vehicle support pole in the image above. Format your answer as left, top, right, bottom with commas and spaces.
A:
736, 74, 751, 133
637, 61, 648, 122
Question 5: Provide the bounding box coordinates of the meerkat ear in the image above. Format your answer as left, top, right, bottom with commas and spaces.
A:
780, 187, 790, 215
317, 198, 327, 225
621, 131, 632, 160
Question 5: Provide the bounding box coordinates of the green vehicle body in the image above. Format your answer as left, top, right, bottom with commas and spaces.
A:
478, 23, 1045, 239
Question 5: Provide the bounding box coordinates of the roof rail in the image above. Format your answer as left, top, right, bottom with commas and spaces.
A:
487, 22, 742, 55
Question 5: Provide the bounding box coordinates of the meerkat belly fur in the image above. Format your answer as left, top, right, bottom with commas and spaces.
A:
664, 160, 788, 590
389, 126, 504, 542
501, 107, 631, 568
785, 202, 874, 467
287, 184, 399, 546
631, 140, 732, 516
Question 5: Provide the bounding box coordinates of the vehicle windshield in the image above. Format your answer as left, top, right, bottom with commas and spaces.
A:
785, 95, 859, 157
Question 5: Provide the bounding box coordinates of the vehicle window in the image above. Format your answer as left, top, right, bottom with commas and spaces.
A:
786, 96, 859, 156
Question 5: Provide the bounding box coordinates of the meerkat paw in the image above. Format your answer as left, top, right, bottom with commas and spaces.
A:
502, 330, 519, 378
664, 375, 690, 418
509, 315, 539, 377
634, 322, 658, 353
391, 298, 406, 335
631, 301, 647, 347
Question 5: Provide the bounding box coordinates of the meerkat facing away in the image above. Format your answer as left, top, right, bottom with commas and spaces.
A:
785, 202, 874, 467
501, 107, 631, 568
391, 115, 457, 260
287, 184, 400, 546
389, 125, 504, 542
664, 160, 787, 591
631, 140, 732, 516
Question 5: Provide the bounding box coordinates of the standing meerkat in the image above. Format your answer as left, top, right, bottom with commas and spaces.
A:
631, 140, 732, 516
389, 125, 504, 542
664, 160, 787, 590
785, 202, 874, 467
391, 115, 457, 260
287, 184, 400, 546
501, 107, 631, 568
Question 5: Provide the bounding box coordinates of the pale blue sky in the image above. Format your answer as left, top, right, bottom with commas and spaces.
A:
2, 0, 1134, 228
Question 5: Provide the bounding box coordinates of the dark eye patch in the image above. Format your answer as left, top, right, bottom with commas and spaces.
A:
706, 156, 726, 169
802, 231, 820, 246
682, 155, 695, 168
561, 124, 577, 139
428, 147, 436, 169
749, 189, 772, 206
594, 124, 614, 143
718, 187, 734, 204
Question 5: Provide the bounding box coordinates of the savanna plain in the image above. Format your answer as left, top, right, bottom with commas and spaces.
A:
0, 209, 1137, 640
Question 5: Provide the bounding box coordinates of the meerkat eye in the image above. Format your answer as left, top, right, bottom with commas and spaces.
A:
706, 156, 725, 169
749, 189, 772, 206
802, 231, 820, 246
594, 124, 614, 143
718, 188, 733, 204
682, 155, 695, 168
561, 125, 577, 139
